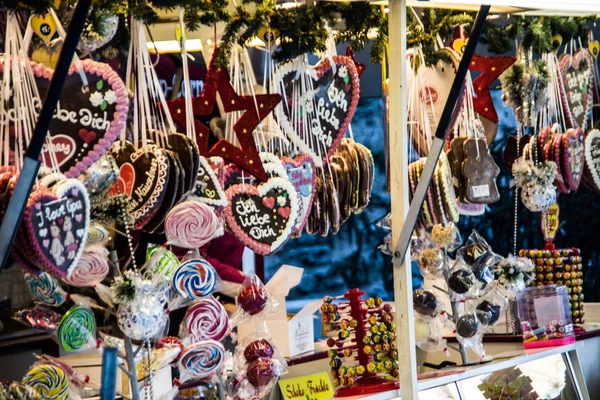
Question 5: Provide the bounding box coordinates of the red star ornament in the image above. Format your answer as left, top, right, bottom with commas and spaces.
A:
346, 47, 366, 77
469, 54, 516, 123
166, 58, 281, 182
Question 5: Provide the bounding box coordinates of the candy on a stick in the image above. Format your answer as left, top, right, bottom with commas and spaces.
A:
165, 200, 224, 248
25, 272, 67, 307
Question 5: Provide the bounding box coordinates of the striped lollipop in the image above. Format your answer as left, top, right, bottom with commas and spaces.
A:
179, 340, 225, 378
183, 297, 229, 342
57, 306, 96, 352
173, 259, 217, 299
22, 365, 69, 400
25, 272, 67, 307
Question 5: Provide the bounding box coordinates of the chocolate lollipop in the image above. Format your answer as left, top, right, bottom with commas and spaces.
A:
447, 269, 476, 294
456, 314, 479, 338
247, 358, 277, 388
476, 301, 501, 326
413, 290, 438, 317
244, 339, 275, 362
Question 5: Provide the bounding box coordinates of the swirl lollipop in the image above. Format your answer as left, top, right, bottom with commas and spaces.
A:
57, 306, 96, 352
63, 247, 109, 287
13, 307, 62, 331
146, 245, 179, 279
183, 298, 229, 342
165, 200, 223, 248
179, 340, 225, 378
173, 259, 217, 299
22, 365, 69, 400
25, 272, 67, 307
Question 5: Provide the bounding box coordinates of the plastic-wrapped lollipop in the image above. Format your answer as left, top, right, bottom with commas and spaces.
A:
136, 347, 181, 380
156, 336, 184, 363
455, 312, 485, 359
13, 306, 62, 332
0, 380, 42, 400
417, 247, 448, 280
63, 246, 110, 287
413, 289, 442, 318
231, 273, 278, 326
22, 364, 70, 400
414, 314, 448, 353
57, 306, 97, 352
233, 325, 287, 400
447, 258, 479, 300
178, 340, 226, 380
165, 199, 224, 249
24, 272, 68, 307
472, 289, 508, 327
180, 297, 230, 342
456, 230, 502, 270
172, 259, 218, 300
430, 223, 462, 252
146, 245, 179, 280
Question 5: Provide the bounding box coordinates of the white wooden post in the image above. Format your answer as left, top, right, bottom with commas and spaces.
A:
388, 0, 418, 398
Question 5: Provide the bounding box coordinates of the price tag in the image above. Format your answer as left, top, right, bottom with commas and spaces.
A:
541, 202, 560, 242
31, 14, 57, 44
279, 372, 334, 400
472, 184, 490, 198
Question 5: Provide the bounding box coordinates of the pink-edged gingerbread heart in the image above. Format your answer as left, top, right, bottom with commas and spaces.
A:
559, 49, 593, 131
111, 143, 170, 229
276, 56, 360, 165
281, 154, 316, 234
25, 59, 129, 178
562, 128, 584, 190
223, 177, 298, 255
24, 179, 90, 278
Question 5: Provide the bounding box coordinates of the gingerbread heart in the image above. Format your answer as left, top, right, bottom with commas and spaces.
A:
559, 50, 593, 131
223, 177, 298, 255
111, 144, 170, 229
194, 155, 227, 208
276, 56, 360, 165
281, 154, 316, 234
584, 129, 600, 192
24, 179, 90, 278
19, 59, 129, 178
562, 128, 585, 190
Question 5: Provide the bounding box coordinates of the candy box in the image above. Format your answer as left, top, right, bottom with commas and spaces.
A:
237, 265, 321, 357
517, 285, 575, 349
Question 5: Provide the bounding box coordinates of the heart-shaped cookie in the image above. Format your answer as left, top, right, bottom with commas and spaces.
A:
559, 50, 593, 131
584, 129, 600, 192
111, 143, 170, 229
276, 56, 360, 165
562, 128, 584, 190
281, 154, 316, 234
24, 179, 90, 278
194, 156, 227, 208
27, 59, 128, 178
223, 177, 298, 255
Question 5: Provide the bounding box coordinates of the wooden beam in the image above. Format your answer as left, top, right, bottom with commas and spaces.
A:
388, 0, 418, 398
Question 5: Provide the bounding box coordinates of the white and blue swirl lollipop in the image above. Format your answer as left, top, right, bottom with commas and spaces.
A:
25, 272, 67, 307
172, 259, 217, 299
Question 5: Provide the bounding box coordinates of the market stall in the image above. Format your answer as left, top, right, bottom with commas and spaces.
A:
0, 0, 600, 399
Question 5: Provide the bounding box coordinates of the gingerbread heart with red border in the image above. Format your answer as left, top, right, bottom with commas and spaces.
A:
111, 143, 170, 229
281, 154, 316, 234
194, 155, 228, 208
223, 177, 298, 255
276, 56, 360, 166
562, 128, 585, 190
559, 49, 593, 131
23, 179, 90, 278
24, 59, 129, 177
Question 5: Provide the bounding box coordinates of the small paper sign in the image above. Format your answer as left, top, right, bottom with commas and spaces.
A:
541, 202, 560, 242
279, 372, 334, 400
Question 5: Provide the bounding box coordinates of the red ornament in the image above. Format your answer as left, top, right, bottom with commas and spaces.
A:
346, 47, 366, 77
165, 55, 281, 182
469, 54, 516, 123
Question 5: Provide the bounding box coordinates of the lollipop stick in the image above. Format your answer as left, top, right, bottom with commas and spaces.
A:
217, 374, 227, 400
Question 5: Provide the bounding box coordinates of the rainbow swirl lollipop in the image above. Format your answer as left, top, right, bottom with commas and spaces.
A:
183, 297, 229, 342
24, 272, 67, 307
13, 307, 62, 331
22, 365, 68, 400
57, 306, 96, 352
179, 340, 225, 378
173, 259, 217, 299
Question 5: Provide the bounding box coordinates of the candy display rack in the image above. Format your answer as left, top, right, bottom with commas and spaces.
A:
322, 289, 399, 396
